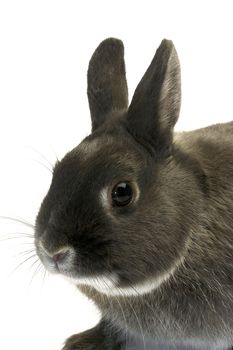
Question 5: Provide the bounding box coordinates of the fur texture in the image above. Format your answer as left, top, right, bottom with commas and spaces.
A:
34, 38, 233, 349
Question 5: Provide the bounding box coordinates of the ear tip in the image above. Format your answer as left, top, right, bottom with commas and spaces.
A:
88, 38, 125, 71
101, 37, 124, 47
96, 37, 124, 55
160, 38, 175, 50
157, 39, 179, 62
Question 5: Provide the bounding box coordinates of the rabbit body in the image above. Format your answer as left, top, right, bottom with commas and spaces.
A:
34, 38, 233, 350
77, 121, 233, 350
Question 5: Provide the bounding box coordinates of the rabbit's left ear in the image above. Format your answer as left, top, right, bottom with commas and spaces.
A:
87, 38, 128, 131
127, 39, 181, 155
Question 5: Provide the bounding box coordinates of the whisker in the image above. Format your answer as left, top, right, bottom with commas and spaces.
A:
0, 234, 34, 245
0, 216, 35, 229
113, 296, 129, 350
29, 257, 40, 272
25, 145, 55, 170
111, 273, 185, 347
0, 232, 34, 239
95, 276, 112, 310
127, 284, 170, 336
30, 158, 53, 174
50, 147, 60, 164
13, 242, 35, 247
14, 248, 36, 258
0, 237, 33, 244
41, 266, 48, 288
101, 278, 129, 350
115, 270, 172, 338
118, 287, 147, 350
10, 253, 38, 276
1, 231, 33, 236
28, 259, 42, 287
107, 274, 147, 350
94, 276, 129, 348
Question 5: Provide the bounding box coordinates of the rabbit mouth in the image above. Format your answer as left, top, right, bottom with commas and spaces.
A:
63, 255, 185, 297
35, 239, 120, 291
65, 260, 182, 297
35, 237, 186, 296
35, 239, 115, 282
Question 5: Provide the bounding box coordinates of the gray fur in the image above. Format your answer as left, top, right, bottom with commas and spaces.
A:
34, 38, 233, 350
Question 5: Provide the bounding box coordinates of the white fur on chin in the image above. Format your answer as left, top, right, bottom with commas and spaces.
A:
65, 256, 184, 296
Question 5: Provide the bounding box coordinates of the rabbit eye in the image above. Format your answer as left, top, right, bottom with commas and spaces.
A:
111, 182, 133, 207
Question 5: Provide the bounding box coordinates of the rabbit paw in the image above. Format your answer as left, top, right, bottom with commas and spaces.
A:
62, 332, 97, 350
61, 320, 124, 350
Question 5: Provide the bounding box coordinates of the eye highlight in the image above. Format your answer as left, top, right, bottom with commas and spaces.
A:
111, 182, 133, 207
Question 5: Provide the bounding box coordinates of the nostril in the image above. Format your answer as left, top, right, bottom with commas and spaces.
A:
52, 248, 69, 264
38, 240, 72, 268
52, 251, 67, 263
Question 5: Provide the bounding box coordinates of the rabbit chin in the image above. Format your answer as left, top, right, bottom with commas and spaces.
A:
63, 255, 184, 297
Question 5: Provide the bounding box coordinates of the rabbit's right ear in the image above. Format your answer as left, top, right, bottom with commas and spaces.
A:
87, 38, 128, 132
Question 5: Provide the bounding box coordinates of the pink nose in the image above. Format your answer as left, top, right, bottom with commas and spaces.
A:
52, 249, 69, 264
53, 253, 65, 263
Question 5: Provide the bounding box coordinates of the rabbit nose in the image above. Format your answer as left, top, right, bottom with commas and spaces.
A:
52, 248, 69, 264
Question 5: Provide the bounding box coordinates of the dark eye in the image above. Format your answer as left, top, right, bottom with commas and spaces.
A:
111, 182, 133, 207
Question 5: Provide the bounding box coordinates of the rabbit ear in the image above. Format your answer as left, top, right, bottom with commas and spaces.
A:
127, 39, 181, 155
87, 38, 128, 131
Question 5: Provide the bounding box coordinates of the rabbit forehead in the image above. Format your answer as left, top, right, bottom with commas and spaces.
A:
73, 133, 146, 169
77, 136, 103, 158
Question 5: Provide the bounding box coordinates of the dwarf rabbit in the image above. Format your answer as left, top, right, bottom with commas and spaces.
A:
34, 38, 233, 350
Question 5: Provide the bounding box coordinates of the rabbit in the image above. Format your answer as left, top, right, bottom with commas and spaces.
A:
34, 37, 233, 350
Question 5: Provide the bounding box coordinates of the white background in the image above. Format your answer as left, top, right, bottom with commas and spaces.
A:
0, 1, 233, 349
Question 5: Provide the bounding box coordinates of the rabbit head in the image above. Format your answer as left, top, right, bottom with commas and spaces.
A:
34, 38, 206, 296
